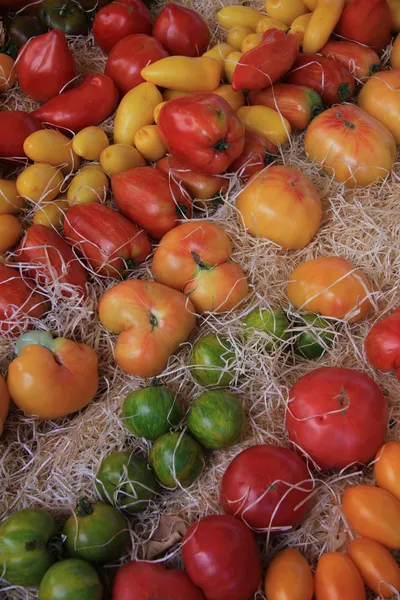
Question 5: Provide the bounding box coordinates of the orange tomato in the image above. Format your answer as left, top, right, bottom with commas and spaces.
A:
374, 442, 400, 502
264, 548, 314, 600
0, 53, 16, 92
305, 104, 396, 188
0, 375, 10, 437
347, 537, 400, 598
391, 34, 400, 69
314, 553, 365, 600
342, 485, 400, 550
287, 256, 372, 322
358, 70, 400, 145
0, 214, 22, 252
236, 165, 322, 249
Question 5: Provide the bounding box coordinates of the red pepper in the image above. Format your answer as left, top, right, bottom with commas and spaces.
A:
16, 30, 76, 103
232, 28, 299, 92
0, 111, 43, 162
32, 74, 119, 134
336, 0, 392, 54
365, 308, 400, 379
153, 4, 210, 57
64, 203, 152, 278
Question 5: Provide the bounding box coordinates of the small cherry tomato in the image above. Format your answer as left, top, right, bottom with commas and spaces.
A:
0, 180, 25, 215
227, 25, 253, 50
0, 214, 22, 252
203, 43, 234, 79
100, 144, 146, 176
348, 537, 400, 598
134, 125, 167, 162
67, 166, 109, 206
72, 127, 109, 161
33, 200, 69, 230
16, 164, 63, 204
23, 129, 80, 174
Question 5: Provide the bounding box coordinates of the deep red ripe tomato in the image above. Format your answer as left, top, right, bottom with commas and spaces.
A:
286, 367, 388, 471
220, 445, 312, 532
93, 0, 152, 54
153, 4, 210, 57
365, 309, 400, 377
0, 111, 43, 162
335, 0, 392, 54
105, 34, 168, 95
182, 514, 262, 600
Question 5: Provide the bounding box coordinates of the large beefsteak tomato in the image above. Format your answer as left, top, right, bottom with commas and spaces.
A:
335, 0, 392, 54
365, 309, 400, 377
153, 4, 210, 57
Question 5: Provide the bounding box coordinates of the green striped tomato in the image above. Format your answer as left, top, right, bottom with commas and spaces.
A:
38, 559, 103, 600
243, 306, 290, 351
190, 334, 235, 387
149, 432, 204, 489
295, 313, 335, 359
122, 385, 182, 440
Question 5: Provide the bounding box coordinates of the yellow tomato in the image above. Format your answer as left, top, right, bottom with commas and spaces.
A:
23, 129, 80, 174
72, 127, 109, 161
134, 125, 167, 162
67, 165, 109, 206
114, 82, 163, 145
256, 16, 287, 33
315, 553, 365, 600
342, 485, 400, 550
141, 56, 221, 93
237, 105, 291, 145
227, 26, 253, 50
290, 13, 313, 46
237, 165, 322, 249
213, 84, 245, 112
100, 144, 146, 177
0, 180, 25, 214
225, 51, 243, 84
264, 548, 314, 600
203, 43, 234, 79
359, 69, 400, 144
33, 199, 69, 230
163, 89, 190, 101
0, 53, 16, 91
241, 33, 263, 53
388, 0, 400, 32
16, 163, 63, 204
266, 0, 310, 26
154, 102, 167, 124
0, 214, 22, 252
391, 33, 400, 69
374, 442, 400, 502
348, 537, 400, 598
303, 0, 345, 54
303, 0, 317, 8
216, 5, 263, 31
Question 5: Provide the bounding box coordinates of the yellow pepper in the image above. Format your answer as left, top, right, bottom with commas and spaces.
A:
241, 33, 263, 53
163, 89, 190, 101
114, 82, 163, 146
391, 33, 400, 69
16, 163, 63, 204
213, 84, 245, 112
290, 13, 313, 46
33, 199, 69, 230
154, 102, 168, 125
217, 6, 263, 31
134, 125, 167, 162
256, 17, 287, 33
23, 130, 79, 174
67, 165, 109, 206
141, 56, 221, 93
100, 144, 146, 177
237, 105, 291, 145
0, 179, 25, 215
303, 0, 345, 54
303, 0, 317, 8
387, 0, 400, 31
203, 43, 234, 79
227, 26, 253, 50
0, 214, 22, 252
225, 51, 243, 84
266, 0, 309, 26
72, 127, 109, 161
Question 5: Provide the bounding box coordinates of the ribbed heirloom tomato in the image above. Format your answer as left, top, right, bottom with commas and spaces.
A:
153, 4, 210, 56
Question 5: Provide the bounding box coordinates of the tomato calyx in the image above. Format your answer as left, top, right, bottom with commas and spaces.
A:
337, 387, 350, 416
125, 258, 137, 270
75, 498, 94, 517
214, 139, 230, 153
370, 63, 381, 75
338, 83, 352, 101
311, 103, 324, 121
177, 204, 188, 217
46, 534, 64, 562
191, 251, 211, 271
265, 151, 276, 166
149, 312, 159, 330
336, 112, 356, 130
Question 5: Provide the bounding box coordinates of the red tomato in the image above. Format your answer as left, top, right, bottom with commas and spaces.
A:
319, 40, 381, 81
153, 4, 210, 57
157, 155, 229, 200
15, 225, 87, 298
315, 553, 366, 600
232, 28, 299, 92
336, 0, 392, 54
220, 445, 312, 531
112, 561, 205, 600
93, 0, 152, 54
365, 309, 400, 377
105, 34, 168, 96
33, 75, 119, 134
158, 93, 245, 175
182, 514, 262, 600
287, 54, 356, 106
0, 111, 43, 162
64, 203, 151, 278
111, 166, 192, 240
0, 264, 47, 336
16, 30, 75, 103
374, 442, 400, 502
286, 367, 388, 471
228, 131, 277, 180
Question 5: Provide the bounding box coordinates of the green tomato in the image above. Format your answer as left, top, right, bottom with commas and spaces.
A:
0, 508, 58, 587
40, 0, 88, 35
149, 432, 204, 489
187, 390, 244, 450
295, 314, 335, 359
95, 451, 157, 514
38, 559, 103, 600
190, 334, 235, 388
243, 306, 290, 351
122, 385, 182, 441
63, 500, 129, 565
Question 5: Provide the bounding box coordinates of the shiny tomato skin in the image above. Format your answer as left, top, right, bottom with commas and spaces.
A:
286, 367, 388, 471
264, 548, 314, 600
358, 70, 400, 145
319, 40, 380, 80
220, 444, 312, 531
228, 131, 277, 180
182, 514, 262, 600
365, 309, 400, 376
315, 553, 366, 600
93, 0, 152, 54
158, 93, 245, 175
336, 0, 392, 54
153, 4, 210, 57
347, 537, 400, 598
157, 155, 229, 200
0, 111, 43, 162
105, 34, 168, 95
287, 54, 355, 106
374, 442, 400, 502
111, 166, 192, 240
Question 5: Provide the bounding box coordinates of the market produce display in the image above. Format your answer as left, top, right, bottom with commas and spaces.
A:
0, 0, 400, 599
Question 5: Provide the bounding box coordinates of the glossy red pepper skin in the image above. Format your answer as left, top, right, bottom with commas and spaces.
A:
93, 0, 152, 54
64, 203, 152, 278
16, 30, 75, 103
228, 131, 277, 181
15, 225, 88, 298
158, 93, 245, 175
365, 308, 400, 378
286, 54, 356, 106
336, 0, 392, 54
32, 74, 119, 133
232, 28, 299, 92
153, 4, 210, 57
0, 111, 43, 162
